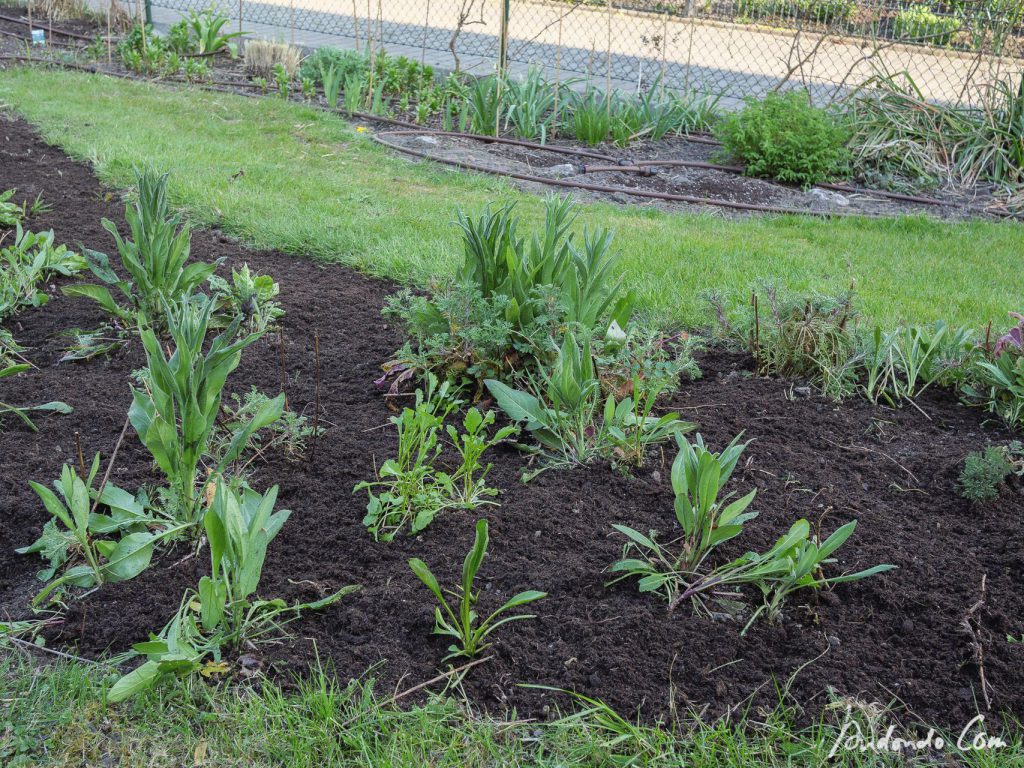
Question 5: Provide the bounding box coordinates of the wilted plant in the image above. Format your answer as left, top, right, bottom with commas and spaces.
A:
64, 168, 217, 333
130, 294, 283, 527
108, 479, 358, 702
243, 40, 302, 79
0, 364, 72, 432
681, 519, 896, 634
408, 518, 546, 660
608, 432, 756, 604
958, 442, 1024, 502
17, 455, 184, 606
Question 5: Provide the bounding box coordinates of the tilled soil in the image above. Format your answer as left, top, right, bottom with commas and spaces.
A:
1, 113, 1023, 728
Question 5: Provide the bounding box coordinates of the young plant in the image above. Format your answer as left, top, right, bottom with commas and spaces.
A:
207, 263, 284, 334
356, 375, 458, 540
958, 442, 1024, 502
273, 62, 290, 98
569, 88, 611, 145
0, 189, 47, 227
17, 455, 182, 607
608, 433, 756, 604
211, 387, 319, 466
63, 168, 217, 333
130, 294, 283, 527
1, 225, 86, 318
681, 519, 896, 634
862, 321, 976, 405
109, 480, 358, 702
502, 67, 557, 142
185, 6, 243, 55
408, 518, 546, 660
0, 364, 72, 432
485, 332, 691, 475
320, 61, 342, 108
444, 407, 518, 507
963, 314, 1024, 431
467, 74, 502, 136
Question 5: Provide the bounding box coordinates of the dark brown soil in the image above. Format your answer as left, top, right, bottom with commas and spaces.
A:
1, 113, 1023, 728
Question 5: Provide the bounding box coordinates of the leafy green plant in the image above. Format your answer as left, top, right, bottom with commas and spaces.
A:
185, 6, 243, 55
0, 363, 72, 432
608, 433, 756, 604
356, 376, 512, 539
957, 442, 1023, 502
963, 313, 1024, 431
714, 91, 850, 188
130, 294, 283, 527
108, 479, 358, 702
17, 455, 184, 607
63, 168, 217, 333
568, 88, 611, 145
207, 263, 284, 334
485, 332, 691, 475
1, 225, 85, 317
894, 5, 960, 45
273, 63, 290, 98
408, 518, 546, 660
861, 321, 976, 405
212, 387, 320, 465
502, 67, 558, 142
682, 519, 896, 633
467, 74, 502, 136
300, 46, 367, 85
0, 189, 47, 227
320, 62, 342, 109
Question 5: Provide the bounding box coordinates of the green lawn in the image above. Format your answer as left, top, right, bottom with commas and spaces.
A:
0, 67, 1021, 330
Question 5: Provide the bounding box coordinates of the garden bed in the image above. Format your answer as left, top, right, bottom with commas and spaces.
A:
1, 112, 1023, 728
0, 13, 1013, 221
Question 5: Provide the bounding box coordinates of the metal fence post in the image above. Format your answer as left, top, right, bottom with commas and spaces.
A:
144, 0, 152, 25
498, 0, 510, 73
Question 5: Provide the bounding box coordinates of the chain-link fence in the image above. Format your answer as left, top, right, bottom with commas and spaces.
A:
149, 0, 1024, 104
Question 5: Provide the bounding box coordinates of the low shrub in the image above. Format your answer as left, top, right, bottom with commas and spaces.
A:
714, 91, 851, 188
894, 6, 961, 46
298, 46, 366, 86
958, 442, 1023, 502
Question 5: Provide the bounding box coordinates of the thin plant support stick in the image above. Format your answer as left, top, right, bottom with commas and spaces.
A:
309, 328, 321, 464
605, 0, 612, 128
660, 12, 668, 96
106, 0, 112, 64
377, 0, 383, 56
421, 0, 430, 67
552, 14, 563, 137
278, 329, 288, 410
289, 0, 295, 46
352, 0, 359, 50
238, 0, 242, 36
26, 0, 31, 63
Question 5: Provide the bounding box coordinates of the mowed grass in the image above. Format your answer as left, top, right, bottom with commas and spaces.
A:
0, 67, 1021, 329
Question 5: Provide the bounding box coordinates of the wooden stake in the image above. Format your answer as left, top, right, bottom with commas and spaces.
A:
278, 329, 288, 410
106, 0, 112, 64
421, 0, 430, 67
308, 328, 321, 464
352, 0, 359, 51
552, 14, 562, 138
605, 0, 612, 127
74, 431, 86, 478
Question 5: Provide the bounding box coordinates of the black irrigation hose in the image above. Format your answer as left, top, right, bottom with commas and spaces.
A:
371, 130, 869, 218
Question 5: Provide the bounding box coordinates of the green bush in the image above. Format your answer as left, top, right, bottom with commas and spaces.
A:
737, 0, 854, 23
894, 6, 961, 45
713, 91, 850, 188
299, 46, 367, 85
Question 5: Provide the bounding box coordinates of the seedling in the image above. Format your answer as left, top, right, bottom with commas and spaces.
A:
408, 519, 546, 660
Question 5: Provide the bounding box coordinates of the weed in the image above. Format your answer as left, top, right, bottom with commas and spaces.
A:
958, 442, 1024, 502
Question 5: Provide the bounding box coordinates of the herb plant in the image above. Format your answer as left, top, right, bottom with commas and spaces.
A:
408, 518, 546, 660
608, 432, 756, 604
17, 455, 183, 606
958, 442, 1023, 501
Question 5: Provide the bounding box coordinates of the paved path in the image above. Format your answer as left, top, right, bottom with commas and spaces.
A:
150, 0, 1021, 105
